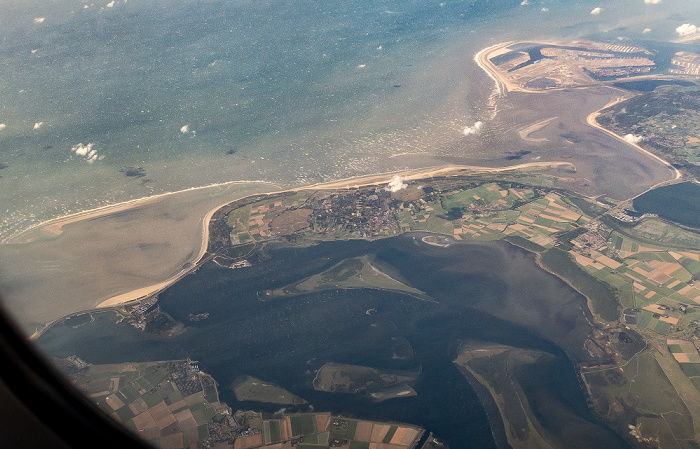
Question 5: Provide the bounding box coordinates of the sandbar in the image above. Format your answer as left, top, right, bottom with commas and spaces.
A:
518, 116, 557, 142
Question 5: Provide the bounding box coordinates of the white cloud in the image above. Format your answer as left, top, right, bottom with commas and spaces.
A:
590, 7, 602, 15
358, 64, 366, 68
71, 143, 103, 163
676, 23, 698, 37
463, 121, 483, 136
624, 134, 644, 144
541, 8, 549, 12
33, 122, 44, 130
520, 0, 529, 5
643, 28, 652, 33
72, 142, 92, 156
644, 0, 661, 4
0, 124, 5, 131
34, 17, 45, 23
180, 125, 197, 137
106, 1, 115, 7
385, 175, 407, 192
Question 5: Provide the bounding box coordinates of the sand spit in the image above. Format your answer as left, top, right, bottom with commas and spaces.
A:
1, 181, 280, 336
474, 42, 514, 97
474, 41, 547, 95
3, 180, 276, 245
518, 117, 558, 142
94, 190, 235, 309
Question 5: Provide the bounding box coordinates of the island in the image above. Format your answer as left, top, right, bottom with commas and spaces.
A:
56, 356, 425, 449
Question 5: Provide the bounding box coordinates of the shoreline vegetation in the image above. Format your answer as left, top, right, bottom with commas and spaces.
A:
18, 161, 570, 329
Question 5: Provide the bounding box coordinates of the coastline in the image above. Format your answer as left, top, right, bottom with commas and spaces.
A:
473, 40, 559, 95
473, 40, 682, 186
32, 162, 570, 314
473, 41, 513, 97
19, 38, 687, 335
2, 180, 277, 245
585, 100, 683, 181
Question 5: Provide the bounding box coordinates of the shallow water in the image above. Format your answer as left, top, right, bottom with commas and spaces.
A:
633, 181, 700, 228
36, 236, 631, 448
2, 0, 697, 238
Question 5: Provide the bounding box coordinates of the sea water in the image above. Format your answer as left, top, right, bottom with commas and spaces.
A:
1, 0, 694, 239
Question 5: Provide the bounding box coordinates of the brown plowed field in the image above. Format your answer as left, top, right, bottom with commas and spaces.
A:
354, 421, 373, 442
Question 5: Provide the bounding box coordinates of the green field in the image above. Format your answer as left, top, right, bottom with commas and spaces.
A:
539, 248, 620, 322
232, 375, 307, 405
268, 420, 281, 443
269, 256, 429, 300
56, 360, 231, 448
681, 364, 700, 377
291, 414, 317, 436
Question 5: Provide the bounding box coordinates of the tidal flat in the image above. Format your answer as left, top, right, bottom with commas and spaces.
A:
0, 182, 276, 332
429, 86, 676, 201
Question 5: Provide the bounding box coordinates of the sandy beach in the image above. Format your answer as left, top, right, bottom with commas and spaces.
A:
0, 181, 280, 335
4, 180, 276, 245
585, 102, 682, 181
474, 41, 548, 95
303, 162, 571, 190
1, 161, 578, 338
94, 186, 242, 309
474, 42, 514, 96
93, 162, 571, 309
